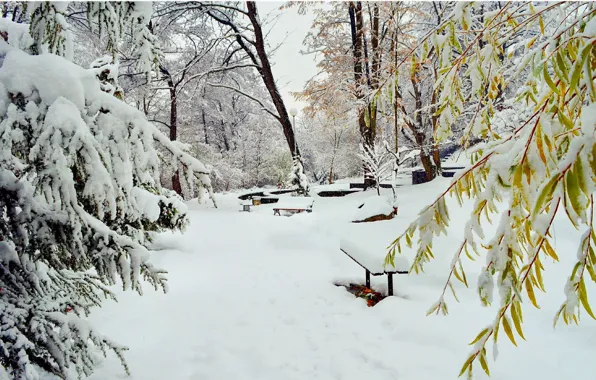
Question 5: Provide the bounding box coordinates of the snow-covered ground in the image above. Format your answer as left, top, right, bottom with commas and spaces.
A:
87, 167, 596, 380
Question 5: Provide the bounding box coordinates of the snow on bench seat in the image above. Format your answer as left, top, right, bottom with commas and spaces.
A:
340, 236, 409, 274
273, 197, 314, 215
275, 196, 314, 208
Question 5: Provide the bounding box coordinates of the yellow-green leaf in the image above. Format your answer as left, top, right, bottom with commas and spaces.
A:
543, 238, 559, 261
405, 232, 412, 248
511, 302, 526, 340
554, 303, 566, 327
523, 160, 532, 185
557, 110, 574, 130
535, 262, 545, 291
453, 267, 465, 284
566, 168, 586, 221
479, 352, 490, 376
579, 279, 596, 320
532, 174, 560, 217
469, 328, 490, 345
536, 128, 547, 164
590, 143, 596, 178
556, 52, 569, 78
460, 264, 469, 288
502, 315, 517, 346
458, 355, 475, 378
571, 44, 592, 91
589, 243, 596, 264
586, 259, 596, 282
543, 65, 559, 95
587, 56, 596, 102
525, 279, 540, 308
513, 163, 523, 188
575, 155, 589, 197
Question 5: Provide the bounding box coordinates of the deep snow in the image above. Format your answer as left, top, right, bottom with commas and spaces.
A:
86, 168, 596, 380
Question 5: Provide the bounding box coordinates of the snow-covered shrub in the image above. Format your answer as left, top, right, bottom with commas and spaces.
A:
352, 196, 396, 223
357, 141, 394, 195
0, 23, 211, 378
287, 157, 310, 196
0, 18, 34, 54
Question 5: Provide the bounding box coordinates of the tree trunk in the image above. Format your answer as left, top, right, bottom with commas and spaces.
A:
411, 67, 438, 182
391, 31, 399, 153
166, 72, 182, 195
370, 4, 380, 88
349, 1, 376, 189
201, 108, 209, 145
246, 2, 300, 160
430, 66, 442, 177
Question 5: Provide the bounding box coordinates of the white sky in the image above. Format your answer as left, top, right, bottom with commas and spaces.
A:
256, 1, 318, 115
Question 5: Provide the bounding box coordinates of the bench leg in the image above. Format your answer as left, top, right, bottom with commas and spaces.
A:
365, 270, 371, 289
387, 273, 394, 296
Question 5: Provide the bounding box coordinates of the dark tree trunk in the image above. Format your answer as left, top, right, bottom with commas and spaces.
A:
411, 68, 438, 182
164, 70, 182, 195
246, 2, 300, 160
201, 109, 209, 145
391, 33, 399, 153
349, 1, 376, 189
216, 101, 230, 151
430, 66, 442, 177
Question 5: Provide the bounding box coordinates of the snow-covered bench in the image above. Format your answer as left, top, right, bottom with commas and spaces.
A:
273, 197, 314, 216
239, 200, 252, 212
340, 237, 409, 296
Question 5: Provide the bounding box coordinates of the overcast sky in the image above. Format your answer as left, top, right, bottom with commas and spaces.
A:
256, 1, 318, 115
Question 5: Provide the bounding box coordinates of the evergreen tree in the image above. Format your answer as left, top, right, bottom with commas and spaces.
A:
0, 4, 213, 378
288, 157, 310, 196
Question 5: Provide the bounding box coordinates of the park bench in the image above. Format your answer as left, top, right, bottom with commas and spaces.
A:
239, 200, 252, 212
273, 197, 314, 216
339, 237, 409, 296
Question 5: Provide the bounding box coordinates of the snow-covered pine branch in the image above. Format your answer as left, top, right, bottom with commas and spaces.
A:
86, 2, 163, 82
0, 15, 213, 378
29, 2, 72, 59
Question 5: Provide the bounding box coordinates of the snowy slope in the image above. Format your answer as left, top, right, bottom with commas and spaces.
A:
85, 177, 596, 380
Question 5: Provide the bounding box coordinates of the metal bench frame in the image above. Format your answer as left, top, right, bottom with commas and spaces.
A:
340, 248, 408, 296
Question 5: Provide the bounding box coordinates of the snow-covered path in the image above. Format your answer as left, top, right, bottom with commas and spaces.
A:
88, 187, 596, 380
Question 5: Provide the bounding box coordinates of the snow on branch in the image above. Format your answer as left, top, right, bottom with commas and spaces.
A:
207, 82, 280, 121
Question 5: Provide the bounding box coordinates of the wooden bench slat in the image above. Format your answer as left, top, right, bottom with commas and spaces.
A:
273, 198, 314, 216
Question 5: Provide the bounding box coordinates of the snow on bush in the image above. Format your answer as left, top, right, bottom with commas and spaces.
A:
0, 18, 34, 53
287, 157, 310, 196
0, 22, 212, 379
352, 196, 396, 222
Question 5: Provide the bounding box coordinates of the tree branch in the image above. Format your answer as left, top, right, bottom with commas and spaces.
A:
206, 82, 280, 121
